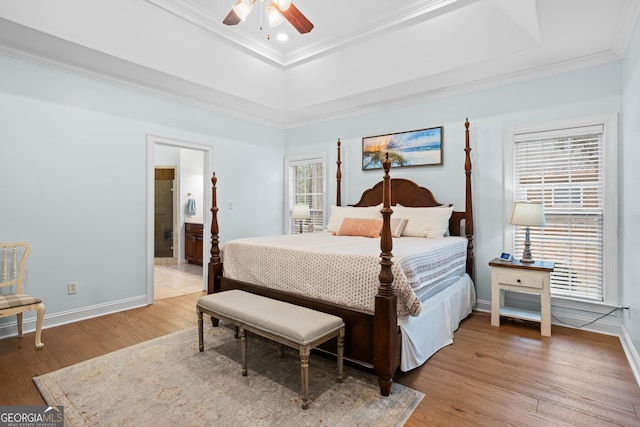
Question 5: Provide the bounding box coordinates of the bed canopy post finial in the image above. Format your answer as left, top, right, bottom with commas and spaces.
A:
464, 118, 475, 282
336, 138, 342, 206
208, 172, 222, 295
374, 152, 399, 397
378, 153, 394, 293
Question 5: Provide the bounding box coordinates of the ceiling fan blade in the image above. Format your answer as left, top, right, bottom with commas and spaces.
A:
277, 3, 314, 34
223, 8, 241, 26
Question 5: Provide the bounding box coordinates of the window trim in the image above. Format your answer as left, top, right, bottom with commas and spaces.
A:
504, 113, 618, 306
284, 153, 326, 234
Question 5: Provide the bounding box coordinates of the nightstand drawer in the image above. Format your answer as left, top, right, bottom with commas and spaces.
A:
496, 272, 542, 289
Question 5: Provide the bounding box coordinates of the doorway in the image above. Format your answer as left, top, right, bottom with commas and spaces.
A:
146, 135, 213, 304
154, 167, 176, 260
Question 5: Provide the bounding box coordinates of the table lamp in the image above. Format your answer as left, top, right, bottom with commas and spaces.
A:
510, 201, 546, 263
291, 204, 310, 234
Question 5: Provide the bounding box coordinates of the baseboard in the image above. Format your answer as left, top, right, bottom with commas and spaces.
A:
620, 325, 640, 388
474, 298, 622, 336
474, 298, 491, 314
0, 295, 148, 340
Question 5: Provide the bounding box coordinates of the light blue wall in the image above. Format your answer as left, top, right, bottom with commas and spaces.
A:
1, 29, 637, 361
285, 61, 623, 307
0, 54, 284, 329
622, 17, 640, 359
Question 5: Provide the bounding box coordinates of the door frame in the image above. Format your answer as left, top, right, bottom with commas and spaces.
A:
146, 134, 214, 304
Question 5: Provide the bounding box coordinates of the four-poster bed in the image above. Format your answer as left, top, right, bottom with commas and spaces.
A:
207, 119, 475, 396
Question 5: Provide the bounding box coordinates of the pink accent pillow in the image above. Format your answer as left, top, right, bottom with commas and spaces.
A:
335, 218, 383, 238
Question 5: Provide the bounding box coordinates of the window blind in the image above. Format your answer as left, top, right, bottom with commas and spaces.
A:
513, 125, 604, 301
287, 158, 325, 234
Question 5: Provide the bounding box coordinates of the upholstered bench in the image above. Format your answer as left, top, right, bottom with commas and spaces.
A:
197, 290, 345, 409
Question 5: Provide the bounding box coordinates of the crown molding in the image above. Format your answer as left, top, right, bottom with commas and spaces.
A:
612, 0, 640, 57
0, 40, 286, 128
0, 15, 623, 130
282, 49, 622, 129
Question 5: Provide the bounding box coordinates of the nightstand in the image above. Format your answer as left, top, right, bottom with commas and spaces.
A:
489, 258, 555, 337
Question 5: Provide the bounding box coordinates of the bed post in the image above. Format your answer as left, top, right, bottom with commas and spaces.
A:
374, 153, 399, 396
336, 138, 342, 206
464, 119, 475, 282
207, 173, 222, 296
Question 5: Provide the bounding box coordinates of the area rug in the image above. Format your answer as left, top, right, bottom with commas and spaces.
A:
34, 326, 423, 426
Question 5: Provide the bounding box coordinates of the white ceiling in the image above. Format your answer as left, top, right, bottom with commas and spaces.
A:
0, 0, 638, 128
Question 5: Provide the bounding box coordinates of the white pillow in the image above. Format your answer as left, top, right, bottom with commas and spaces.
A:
326, 205, 382, 232
393, 206, 454, 238
390, 218, 408, 237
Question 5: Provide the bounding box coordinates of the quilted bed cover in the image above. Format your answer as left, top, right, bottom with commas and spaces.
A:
221, 232, 468, 317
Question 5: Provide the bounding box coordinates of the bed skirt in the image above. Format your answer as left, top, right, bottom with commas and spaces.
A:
398, 273, 475, 371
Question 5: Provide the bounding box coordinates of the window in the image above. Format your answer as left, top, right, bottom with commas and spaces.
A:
506, 115, 617, 304
285, 155, 326, 234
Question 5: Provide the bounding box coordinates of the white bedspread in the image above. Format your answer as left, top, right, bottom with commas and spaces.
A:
221, 232, 467, 317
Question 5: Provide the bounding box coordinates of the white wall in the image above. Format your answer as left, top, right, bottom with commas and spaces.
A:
622, 16, 640, 367
180, 148, 204, 220
0, 53, 284, 334
285, 61, 623, 311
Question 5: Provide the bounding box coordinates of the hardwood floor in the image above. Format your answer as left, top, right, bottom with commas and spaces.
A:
1, 292, 638, 426
398, 314, 640, 426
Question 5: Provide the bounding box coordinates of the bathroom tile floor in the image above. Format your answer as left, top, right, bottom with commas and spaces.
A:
154, 262, 205, 300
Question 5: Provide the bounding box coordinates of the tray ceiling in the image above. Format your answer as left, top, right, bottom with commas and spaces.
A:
0, 0, 638, 127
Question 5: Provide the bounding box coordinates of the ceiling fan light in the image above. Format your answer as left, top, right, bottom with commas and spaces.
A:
232, 0, 254, 22
276, 0, 291, 11
266, 4, 284, 28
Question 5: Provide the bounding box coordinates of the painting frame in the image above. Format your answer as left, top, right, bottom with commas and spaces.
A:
362, 126, 443, 170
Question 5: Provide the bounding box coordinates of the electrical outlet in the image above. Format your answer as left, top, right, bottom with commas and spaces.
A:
68, 281, 78, 295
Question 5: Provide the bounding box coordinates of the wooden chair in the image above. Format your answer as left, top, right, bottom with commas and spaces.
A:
0, 243, 45, 349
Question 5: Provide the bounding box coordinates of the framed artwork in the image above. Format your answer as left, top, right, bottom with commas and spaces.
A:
362, 126, 443, 170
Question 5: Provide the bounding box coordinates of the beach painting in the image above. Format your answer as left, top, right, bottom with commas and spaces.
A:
362, 126, 443, 170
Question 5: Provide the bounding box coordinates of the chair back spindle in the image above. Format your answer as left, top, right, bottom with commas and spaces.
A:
0, 242, 44, 349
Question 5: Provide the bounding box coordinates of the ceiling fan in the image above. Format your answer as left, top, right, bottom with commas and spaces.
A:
223, 0, 314, 34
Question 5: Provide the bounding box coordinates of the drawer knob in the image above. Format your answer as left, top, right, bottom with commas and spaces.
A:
517, 279, 521, 283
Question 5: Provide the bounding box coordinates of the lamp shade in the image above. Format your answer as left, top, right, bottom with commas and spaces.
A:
510, 202, 546, 227
266, 4, 284, 27
276, 0, 292, 11
232, 0, 254, 21
291, 204, 311, 220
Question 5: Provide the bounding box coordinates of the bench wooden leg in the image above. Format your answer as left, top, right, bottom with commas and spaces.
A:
300, 345, 311, 410
240, 327, 247, 376
17, 313, 23, 337
197, 309, 204, 352
337, 327, 344, 383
